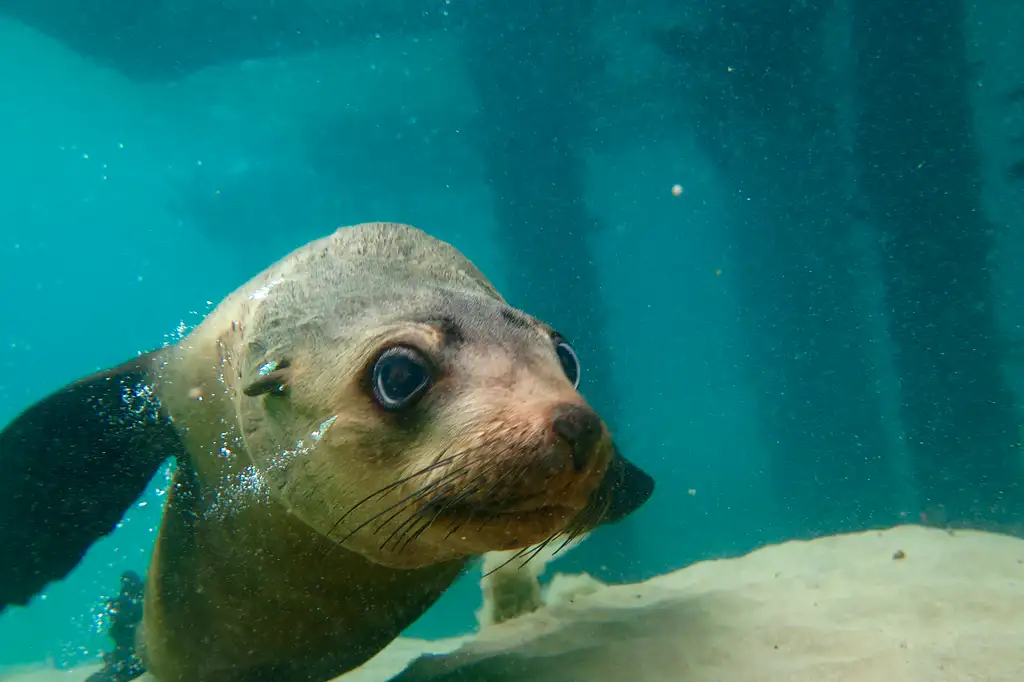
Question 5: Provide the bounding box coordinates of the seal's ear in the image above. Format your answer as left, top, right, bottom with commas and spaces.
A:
0, 350, 182, 613
595, 448, 655, 526
242, 361, 292, 397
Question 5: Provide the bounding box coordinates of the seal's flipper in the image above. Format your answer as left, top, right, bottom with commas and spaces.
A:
595, 449, 655, 526
0, 352, 181, 612
86, 570, 148, 682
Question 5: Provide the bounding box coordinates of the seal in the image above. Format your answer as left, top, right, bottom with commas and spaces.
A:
0, 222, 654, 682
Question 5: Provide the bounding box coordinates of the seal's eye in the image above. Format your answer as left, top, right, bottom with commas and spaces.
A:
554, 337, 581, 389
372, 346, 433, 411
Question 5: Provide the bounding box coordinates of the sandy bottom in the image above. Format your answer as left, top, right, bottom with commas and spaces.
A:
4, 525, 1022, 682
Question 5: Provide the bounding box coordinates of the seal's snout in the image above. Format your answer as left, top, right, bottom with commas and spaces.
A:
552, 404, 603, 472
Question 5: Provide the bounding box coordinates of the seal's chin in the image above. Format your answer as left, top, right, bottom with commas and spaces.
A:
428, 500, 584, 548
435, 501, 579, 523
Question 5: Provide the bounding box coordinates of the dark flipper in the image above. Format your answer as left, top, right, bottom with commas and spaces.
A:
86, 571, 147, 682
0, 351, 182, 612
595, 448, 656, 526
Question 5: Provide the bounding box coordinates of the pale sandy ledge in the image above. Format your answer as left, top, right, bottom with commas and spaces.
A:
5, 525, 1023, 682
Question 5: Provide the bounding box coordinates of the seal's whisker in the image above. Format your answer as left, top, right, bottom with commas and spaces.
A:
446, 455, 527, 537
395, 517, 434, 554
336, 437, 504, 543
324, 442, 506, 559
443, 518, 465, 541
393, 464, 505, 548
370, 469, 470, 536
402, 514, 441, 551
325, 433, 581, 561
376, 474, 488, 552
480, 544, 536, 579
318, 452, 464, 549
320, 445, 472, 539
430, 460, 503, 510
587, 486, 615, 528
516, 534, 556, 570
435, 470, 508, 543
554, 495, 606, 558
416, 444, 512, 515
379, 510, 426, 551
435, 481, 484, 516
441, 461, 517, 537
478, 495, 602, 580
553, 527, 584, 557
324, 466, 472, 556
384, 457, 509, 553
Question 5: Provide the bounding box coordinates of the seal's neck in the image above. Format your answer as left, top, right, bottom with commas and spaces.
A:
142, 459, 466, 681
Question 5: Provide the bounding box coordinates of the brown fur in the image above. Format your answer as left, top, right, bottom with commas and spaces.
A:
132, 223, 620, 682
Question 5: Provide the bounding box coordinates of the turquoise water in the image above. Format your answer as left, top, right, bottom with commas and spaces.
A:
1, 1, 1022, 675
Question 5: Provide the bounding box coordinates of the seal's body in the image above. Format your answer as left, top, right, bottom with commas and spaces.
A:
0, 223, 653, 682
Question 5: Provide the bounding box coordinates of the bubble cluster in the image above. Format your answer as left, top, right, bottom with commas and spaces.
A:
119, 380, 163, 426
161, 302, 215, 347
204, 415, 342, 521
204, 465, 271, 521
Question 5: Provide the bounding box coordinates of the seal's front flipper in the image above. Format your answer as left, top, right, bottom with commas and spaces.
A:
595, 448, 656, 526
87, 571, 148, 682
0, 352, 181, 612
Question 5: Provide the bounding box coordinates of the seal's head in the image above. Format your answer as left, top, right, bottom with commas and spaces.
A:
234, 223, 653, 568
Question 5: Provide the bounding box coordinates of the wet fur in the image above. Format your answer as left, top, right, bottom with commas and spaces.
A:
0, 223, 654, 682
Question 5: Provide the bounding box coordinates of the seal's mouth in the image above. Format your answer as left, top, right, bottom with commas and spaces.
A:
419, 495, 587, 538
412, 493, 603, 554
435, 502, 576, 520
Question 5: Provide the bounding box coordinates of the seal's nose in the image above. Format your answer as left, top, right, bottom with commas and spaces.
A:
552, 405, 603, 471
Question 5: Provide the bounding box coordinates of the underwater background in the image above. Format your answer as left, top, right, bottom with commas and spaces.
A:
0, 0, 1022, 670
